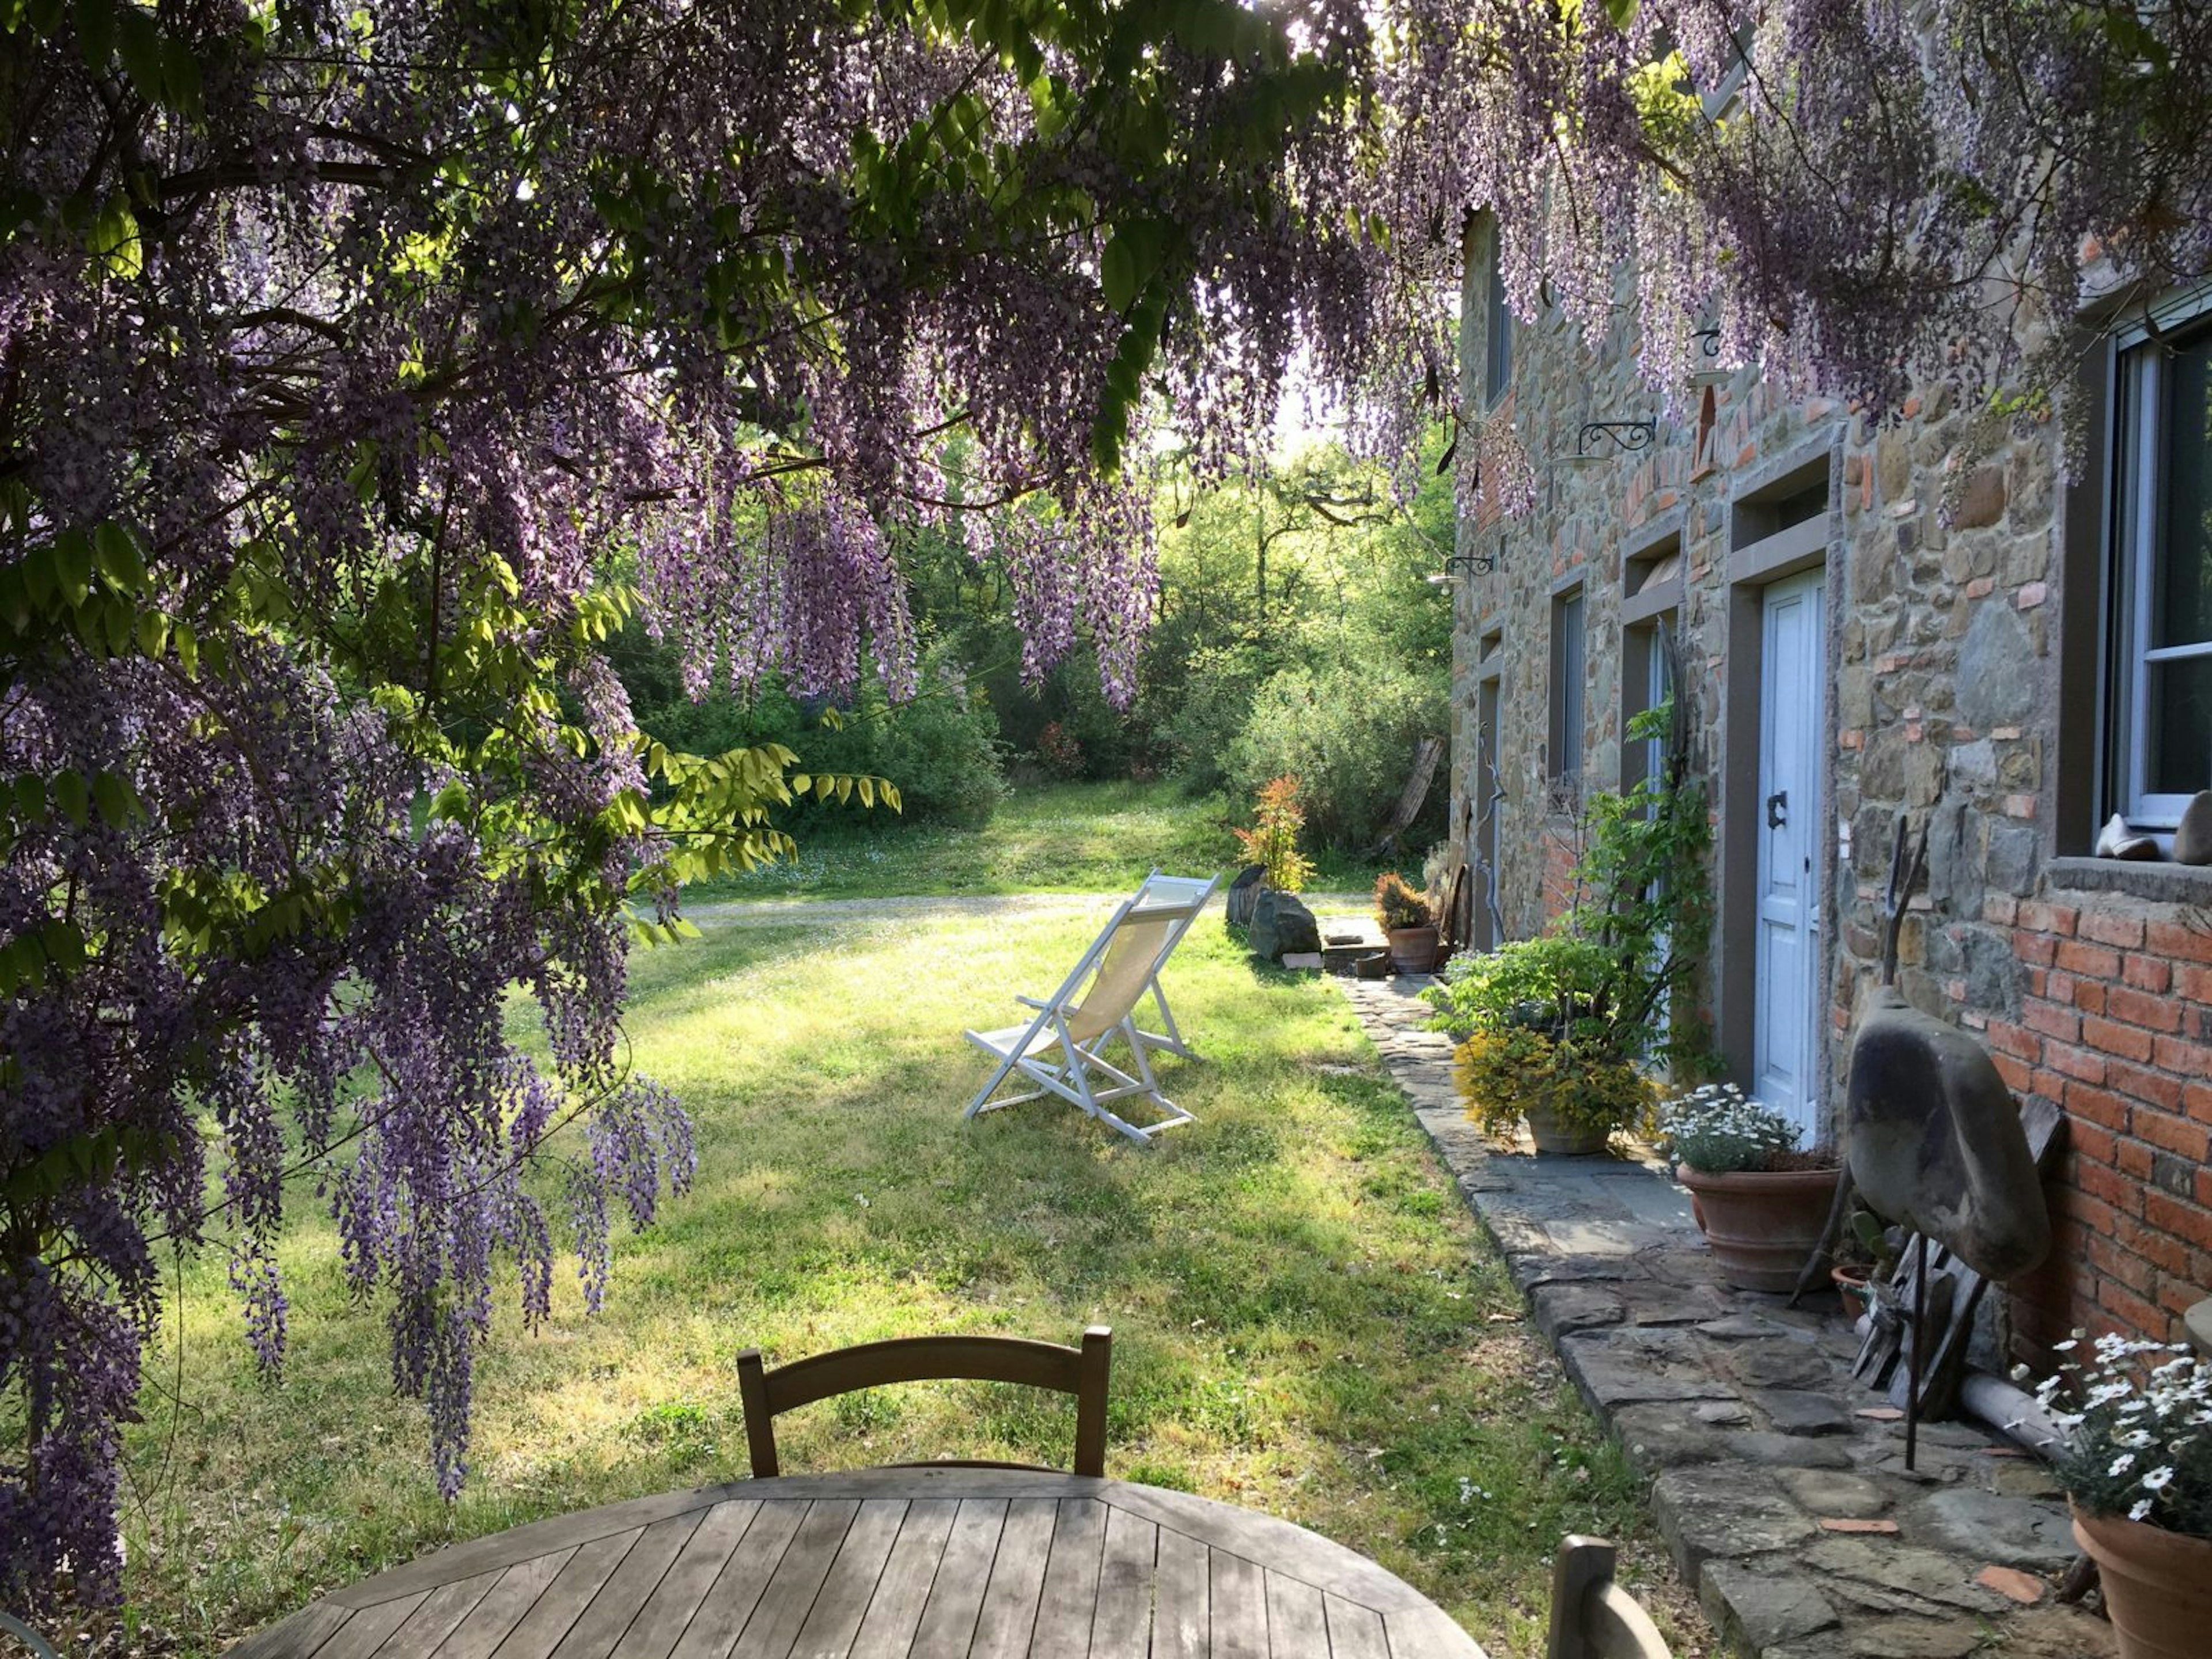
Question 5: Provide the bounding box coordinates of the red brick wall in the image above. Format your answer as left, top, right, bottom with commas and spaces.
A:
1974, 894, 2212, 1362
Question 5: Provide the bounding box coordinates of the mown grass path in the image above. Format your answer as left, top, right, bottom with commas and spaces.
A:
117, 904, 1678, 1659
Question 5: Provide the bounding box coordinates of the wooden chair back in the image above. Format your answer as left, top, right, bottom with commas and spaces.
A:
735, 1328, 1112, 1479
1547, 1536, 1673, 1659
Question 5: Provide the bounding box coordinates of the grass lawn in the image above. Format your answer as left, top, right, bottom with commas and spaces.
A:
682, 779, 1403, 902
112, 907, 1702, 1659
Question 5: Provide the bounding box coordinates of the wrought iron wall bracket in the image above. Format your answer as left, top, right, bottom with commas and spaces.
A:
1575, 419, 1658, 458
1441, 551, 1495, 577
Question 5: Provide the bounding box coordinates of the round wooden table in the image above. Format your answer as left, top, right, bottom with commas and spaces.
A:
228, 1466, 1487, 1659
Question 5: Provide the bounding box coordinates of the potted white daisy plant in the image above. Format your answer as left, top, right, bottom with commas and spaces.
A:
2030, 1332, 2212, 1658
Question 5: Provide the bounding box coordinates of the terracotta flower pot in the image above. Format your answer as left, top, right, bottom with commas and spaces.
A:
1524, 1101, 1611, 1157
2071, 1503, 2212, 1659
1831, 1265, 1870, 1324
1385, 924, 1440, 974
1675, 1163, 1841, 1293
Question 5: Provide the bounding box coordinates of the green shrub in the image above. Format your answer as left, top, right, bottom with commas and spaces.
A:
863, 658, 1009, 828
1158, 644, 1266, 797
612, 630, 1006, 828
1048, 656, 1153, 779
1225, 662, 1446, 850
1423, 932, 1620, 1047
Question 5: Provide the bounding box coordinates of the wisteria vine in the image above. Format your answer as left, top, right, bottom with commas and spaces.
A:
1373, 0, 2212, 491
0, 0, 1381, 1608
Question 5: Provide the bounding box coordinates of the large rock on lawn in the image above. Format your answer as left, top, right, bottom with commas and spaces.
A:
1249, 888, 1322, 961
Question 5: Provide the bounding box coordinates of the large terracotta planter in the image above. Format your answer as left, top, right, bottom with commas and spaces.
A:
2071, 1503, 2212, 1659
1525, 1101, 1611, 1157
1385, 924, 1440, 974
1675, 1163, 1840, 1292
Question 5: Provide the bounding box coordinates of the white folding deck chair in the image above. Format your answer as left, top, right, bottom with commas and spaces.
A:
1124, 869, 1212, 1062
963, 872, 1219, 1145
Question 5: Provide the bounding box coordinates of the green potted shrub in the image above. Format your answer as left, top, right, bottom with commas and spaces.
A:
1425, 931, 1654, 1154
2034, 1332, 2212, 1657
1373, 872, 1438, 973
1657, 1084, 1840, 1292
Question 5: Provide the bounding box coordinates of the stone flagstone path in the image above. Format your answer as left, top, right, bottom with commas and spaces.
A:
1335, 974, 2115, 1659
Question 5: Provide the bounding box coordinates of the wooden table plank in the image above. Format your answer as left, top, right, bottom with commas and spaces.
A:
230, 1599, 358, 1659
549, 1514, 704, 1659
328, 1495, 730, 1609
1380, 1605, 1484, 1659
784, 1498, 906, 1659
845, 1499, 957, 1659
666, 1503, 806, 1659
1150, 1527, 1208, 1659
1101, 1486, 1423, 1614
1085, 1504, 1156, 1659
904, 1498, 1007, 1659
1261, 1572, 1326, 1659
966, 1497, 1056, 1659
380, 1569, 507, 1659
312, 1596, 429, 1659
1029, 1500, 1106, 1657
489, 1535, 643, 1659
1319, 1594, 1388, 1659
434, 1552, 578, 1659
1209, 1552, 1267, 1659
729, 1501, 860, 1659
613, 1503, 762, 1659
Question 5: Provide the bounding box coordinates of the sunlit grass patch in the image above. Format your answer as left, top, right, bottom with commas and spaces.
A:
115, 910, 1699, 1658
683, 778, 1398, 900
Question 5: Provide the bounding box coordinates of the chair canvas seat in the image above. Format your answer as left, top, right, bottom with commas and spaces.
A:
1116, 872, 1211, 1061
963, 871, 1218, 1145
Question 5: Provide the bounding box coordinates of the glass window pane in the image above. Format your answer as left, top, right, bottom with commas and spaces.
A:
2156, 330, 2212, 649
1485, 253, 1512, 404
1558, 593, 1585, 780
1645, 619, 1675, 788
2146, 654, 2212, 797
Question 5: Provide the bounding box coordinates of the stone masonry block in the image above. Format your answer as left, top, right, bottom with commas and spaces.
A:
1700, 1560, 1841, 1652
1652, 1466, 1815, 1579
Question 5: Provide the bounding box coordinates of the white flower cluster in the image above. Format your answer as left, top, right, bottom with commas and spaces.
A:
2022, 1330, 2212, 1531
1656, 1082, 1802, 1175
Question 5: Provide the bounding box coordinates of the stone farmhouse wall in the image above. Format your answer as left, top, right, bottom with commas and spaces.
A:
1444, 216, 2212, 1365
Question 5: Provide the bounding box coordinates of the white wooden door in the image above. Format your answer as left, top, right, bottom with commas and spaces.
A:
1753, 569, 1826, 1141
1474, 677, 1501, 950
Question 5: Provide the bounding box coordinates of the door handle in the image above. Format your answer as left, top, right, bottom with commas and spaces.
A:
1767, 789, 1789, 829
